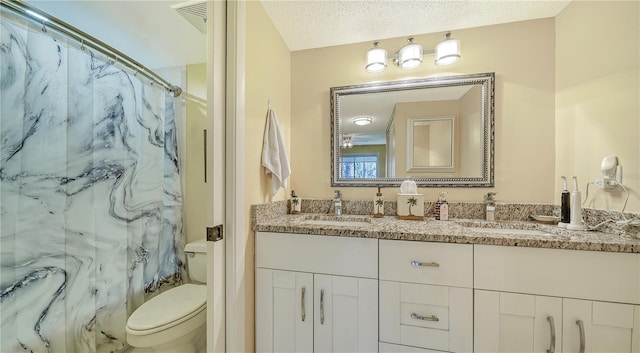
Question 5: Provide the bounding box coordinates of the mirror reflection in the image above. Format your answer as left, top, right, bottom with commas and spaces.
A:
331, 72, 494, 187
406, 117, 455, 173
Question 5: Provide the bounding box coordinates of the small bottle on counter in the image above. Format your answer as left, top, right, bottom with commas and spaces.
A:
559, 176, 570, 228
373, 187, 384, 218
290, 190, 301, 214
434, 192, 449, 220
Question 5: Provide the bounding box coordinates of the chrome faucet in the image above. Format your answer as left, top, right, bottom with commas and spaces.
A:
484, 192, 497, 221
333, 190, 342, 216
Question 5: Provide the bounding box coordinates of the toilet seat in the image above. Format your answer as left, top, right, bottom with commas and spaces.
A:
127, 284, 206, 335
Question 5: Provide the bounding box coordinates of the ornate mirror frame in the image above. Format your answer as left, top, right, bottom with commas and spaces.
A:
330, 72, 495, 187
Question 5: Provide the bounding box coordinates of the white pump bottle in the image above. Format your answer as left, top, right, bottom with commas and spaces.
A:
567, 176, 587, 231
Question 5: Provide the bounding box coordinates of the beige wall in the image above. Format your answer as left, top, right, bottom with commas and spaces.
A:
459, 85, 483, 176
555, 1, 640, 213
185, 63, 207, 244
244, 1, 292, 351
291, 18, 556, 203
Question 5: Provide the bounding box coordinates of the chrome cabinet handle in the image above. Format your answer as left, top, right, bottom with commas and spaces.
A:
320, 289, 325, 325
411, 261, 440, 268
546, 316, 556, 353
301, 287, 306, 322
576, 320, 585, 353
411, 313, 439, 322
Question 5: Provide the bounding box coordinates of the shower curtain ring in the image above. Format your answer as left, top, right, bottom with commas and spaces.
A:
41, 20, 47, 33
80, 40, 85, 51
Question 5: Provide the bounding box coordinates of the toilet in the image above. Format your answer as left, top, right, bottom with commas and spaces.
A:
126, 239, 207, 353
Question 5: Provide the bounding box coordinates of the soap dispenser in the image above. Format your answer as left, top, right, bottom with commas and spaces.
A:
290, 190, 301, 214
434, 192, 449, 221
559, 176, 570, 228
373, 187, 384, 218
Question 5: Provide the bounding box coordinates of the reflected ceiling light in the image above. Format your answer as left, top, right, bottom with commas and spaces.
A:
365, 42, 387, 73
353, 116, 373, 126
435, 32, 461, 65
364, 32, 461, 73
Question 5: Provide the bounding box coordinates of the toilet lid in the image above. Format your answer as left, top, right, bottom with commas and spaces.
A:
127, 284, 206, 331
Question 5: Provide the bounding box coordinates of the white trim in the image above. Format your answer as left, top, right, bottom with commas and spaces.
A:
225, 1, 247, 352
207, 1, 227, 352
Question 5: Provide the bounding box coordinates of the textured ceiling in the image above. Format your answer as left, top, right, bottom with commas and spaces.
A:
21, 1, 571, 68
26, 1, 206, 69
260, 0, 571, 51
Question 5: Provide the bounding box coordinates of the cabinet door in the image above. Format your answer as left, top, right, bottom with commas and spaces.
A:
314, 274, 378, 353
563, 299, 640, 353
256, 269, 313, 353
474, 290, 562, 353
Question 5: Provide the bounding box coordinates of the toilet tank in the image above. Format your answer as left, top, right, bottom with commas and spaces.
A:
185, 239, 207, 283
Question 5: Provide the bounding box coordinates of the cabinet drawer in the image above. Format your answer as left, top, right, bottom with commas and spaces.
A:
380, 281, 473, 352
475, 245, 640, 304
256, 232, 378, 278
380, 240, 473, 287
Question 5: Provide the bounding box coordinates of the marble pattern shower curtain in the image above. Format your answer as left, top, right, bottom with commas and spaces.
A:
0, 12, 184, 353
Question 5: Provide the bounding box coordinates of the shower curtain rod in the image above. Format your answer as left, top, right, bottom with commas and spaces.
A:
0, 0, 183, 97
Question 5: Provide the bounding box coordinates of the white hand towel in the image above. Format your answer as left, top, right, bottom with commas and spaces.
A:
262, 107, 291, 196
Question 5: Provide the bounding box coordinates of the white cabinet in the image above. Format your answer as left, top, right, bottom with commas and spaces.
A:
314, 275, 378, 353
562, 299, 640, 353
379, 240, 473, 353
256, 232, 378, 353
475, 245, 640, 353
256, 269, 313, 353
474, 290, 562, 353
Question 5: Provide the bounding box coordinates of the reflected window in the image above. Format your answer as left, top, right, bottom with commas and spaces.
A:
340, 154, 378, 178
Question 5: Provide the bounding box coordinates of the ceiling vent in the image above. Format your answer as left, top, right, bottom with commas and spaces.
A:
171, 1, 207, 34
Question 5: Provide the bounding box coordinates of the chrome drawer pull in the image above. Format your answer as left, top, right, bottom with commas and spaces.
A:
320, 289, 325, 325
576, 319, 585, 353
411, 261, 440, 268
411, 313, 439, 322
301, 287, 306, 322
546, 316, 556, 353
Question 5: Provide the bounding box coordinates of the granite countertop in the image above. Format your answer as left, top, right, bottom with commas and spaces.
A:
254, 213, 640, 254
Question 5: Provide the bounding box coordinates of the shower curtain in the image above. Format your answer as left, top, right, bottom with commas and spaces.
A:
0, 11, 184, 353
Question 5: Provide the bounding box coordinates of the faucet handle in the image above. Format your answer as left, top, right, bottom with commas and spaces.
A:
334, 190, 342, 199
484, 192, 496, 201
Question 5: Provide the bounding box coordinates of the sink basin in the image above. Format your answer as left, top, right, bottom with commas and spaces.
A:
465, 227, 554, 237
298, 215, 372, 227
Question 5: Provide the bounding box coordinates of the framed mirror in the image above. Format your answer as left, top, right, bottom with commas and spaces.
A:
330, 72, 494, 187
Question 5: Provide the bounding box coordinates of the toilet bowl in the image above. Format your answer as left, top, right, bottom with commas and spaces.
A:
126, 239, 208, 353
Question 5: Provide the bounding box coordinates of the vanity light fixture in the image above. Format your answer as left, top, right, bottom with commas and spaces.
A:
365, 42, 387, 73
396, 37, 423, 70
435, 32, 461, 65
353, 116, 373, 126
365, 31, 461, 73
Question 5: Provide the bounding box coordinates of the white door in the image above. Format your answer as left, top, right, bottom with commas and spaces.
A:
256, 269, 313, 353
314, 275, 378, 353
562, 299, 640, 353
206, 1, 227, 352
474, 290, 563, 353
